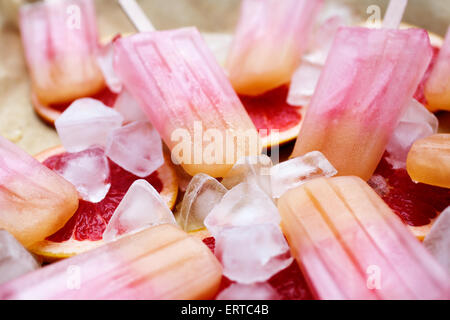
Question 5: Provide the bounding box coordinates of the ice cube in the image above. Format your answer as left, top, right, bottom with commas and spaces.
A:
288, 11, 351, 107
103, 180, 176, 242
106, 121, 164, 178
216, 282, 280, 300
386, 99, 439, 165
55, 98, 123, 152
52, 147, 111, 203
287, 61, 323, 107
178, 174, 227, 232
270, 151, 337, 199
221, 155, 273, 196
368, 174, 390, 197
97, 40, 122, 94
0, 230, 40, 284
204, 183, 280, 238
423, 207, 450, 273
113, 89, 147, 123
215, 224, 293, 284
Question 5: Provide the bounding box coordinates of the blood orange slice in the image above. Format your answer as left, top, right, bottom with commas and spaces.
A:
370, 153, 450, 240
30, 146, 178, 260
240, 85, 305, 148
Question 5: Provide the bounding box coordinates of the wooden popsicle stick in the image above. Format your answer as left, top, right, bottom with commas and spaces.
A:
118, 0, 155, 32
383, 0, 408, 29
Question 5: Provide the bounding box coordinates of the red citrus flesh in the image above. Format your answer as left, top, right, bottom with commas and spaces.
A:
202, 237, 315, 300
239, 85, 304, 145
370, 152, 450, 227
43, 153, 163, 242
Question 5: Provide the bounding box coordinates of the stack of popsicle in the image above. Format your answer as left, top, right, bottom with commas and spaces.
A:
226, 0, 323, 96
278, 177, 449, 299
19, 0, 104, 105
0, 225, 222, 299
291, 27, 433, 180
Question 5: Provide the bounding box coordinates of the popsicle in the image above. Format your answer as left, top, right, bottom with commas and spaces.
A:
19, 0, 104, 105
291, 27, 433, 180
226, 0, 323, 96
0, 224, 222, 300
425, 26, 450, 111
406, 134, 450, 189
0, 136, 79, 248
114, 27, 261, 178
278, 176, 449, 300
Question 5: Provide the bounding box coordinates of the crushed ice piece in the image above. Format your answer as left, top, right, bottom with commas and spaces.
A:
215, 224, 293, 284
287, 60, 322, 107
178, 174, 227, 232
270, 151, 337, 199
423, 207, 450, 273
368, 174, 390, 197
386, 99, 439, 165
97, 40, 122, 93
113, 89, 147, 123
221, 155, 273, 196
52, 147, 111, 203
216, 282, 280, 300
106, 121, 164, 178
204, 183, 280, 238
103, 180, 176, 242
0, 230, 40, 284
55, 98, 123, 152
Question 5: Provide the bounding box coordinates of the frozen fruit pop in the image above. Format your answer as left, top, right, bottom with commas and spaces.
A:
114, 27, 261, 178
226, 0, 323, 96
425, 26, 450, 111
0, 224, 222, 300
278, 176, 450, 300
406, 134, 450, 188
19, 0, 104, 105
291, 27, 433, 180
0, 136, 78, 248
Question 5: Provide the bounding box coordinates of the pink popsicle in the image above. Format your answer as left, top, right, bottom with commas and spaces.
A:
0, 136, 79, 248
0, 224, 222, 300
114, 27, 261, 178
291, 27, 433, 180
226, 0, 323, 96
19, 0, 104, 105
278, 176, 449, 300
425, 26, 450, 111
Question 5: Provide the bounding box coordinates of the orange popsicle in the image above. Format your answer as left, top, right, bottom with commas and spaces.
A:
226, 0, 323, 96
425, 26, 450, 111
0, 136, 78, 248
19, 0, 104, 105
0, 224, 222, 299
278, 176, 449, 299
406, 134, 450, 189
291, 27, 433, 180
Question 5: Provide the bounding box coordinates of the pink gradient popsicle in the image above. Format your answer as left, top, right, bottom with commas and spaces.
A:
114, 27, 261, 178
425, 26, 450, 111
19, 0, 104, 105
291, 27, 433, 180
0, 136, 78, 248
226, 0, 323, 96
278, 176, 450, 300
0, 224, 223, 299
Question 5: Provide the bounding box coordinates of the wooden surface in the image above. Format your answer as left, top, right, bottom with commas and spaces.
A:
0, 0, 448, 155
